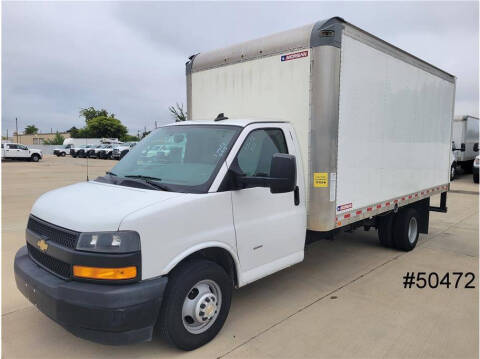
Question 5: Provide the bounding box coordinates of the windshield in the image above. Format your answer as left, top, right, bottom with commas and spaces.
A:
109, 125, 240, 193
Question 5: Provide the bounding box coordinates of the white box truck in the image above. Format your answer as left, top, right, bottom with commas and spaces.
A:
452, 115, 479, 172
14, 17, 455, 351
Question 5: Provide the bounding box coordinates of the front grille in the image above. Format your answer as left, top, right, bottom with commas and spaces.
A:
27, 216, 79, 249
113, 149, 119, 154
27, 243, 71, 278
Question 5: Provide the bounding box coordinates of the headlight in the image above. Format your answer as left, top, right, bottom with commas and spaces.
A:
76, 231, 140, 253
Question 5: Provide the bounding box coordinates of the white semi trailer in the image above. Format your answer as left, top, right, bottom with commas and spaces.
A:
15, 17, 455, 351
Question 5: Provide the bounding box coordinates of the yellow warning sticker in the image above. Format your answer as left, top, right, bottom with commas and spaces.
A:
313, 172, 328, 188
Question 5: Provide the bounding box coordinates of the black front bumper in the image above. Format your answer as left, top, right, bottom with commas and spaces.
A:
14, 246, 168, 345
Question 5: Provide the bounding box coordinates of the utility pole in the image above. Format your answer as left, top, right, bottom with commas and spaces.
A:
155, 121, 157, 129
6, 129, 8, 140
15, 118, 19, 143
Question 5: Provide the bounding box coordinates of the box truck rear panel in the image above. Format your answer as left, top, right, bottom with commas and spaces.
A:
336, 33, 454, 216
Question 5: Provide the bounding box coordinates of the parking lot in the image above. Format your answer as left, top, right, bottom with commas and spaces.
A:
2, 155, 478, 358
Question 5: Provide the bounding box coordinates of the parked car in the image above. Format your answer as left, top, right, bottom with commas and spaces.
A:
112, 142, 138, 160
14, 17, 455, 351
53, 144, 72, 157
1, 143, 42, 162
70, 145, 85, 158
77, 145, 97, 158
98, 145, 118, 159
473, 155, 479, 183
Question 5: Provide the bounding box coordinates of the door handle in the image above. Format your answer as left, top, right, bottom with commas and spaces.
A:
294, 186, 300, 206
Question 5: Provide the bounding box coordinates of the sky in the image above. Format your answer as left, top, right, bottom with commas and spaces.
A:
2, 1, 479, 136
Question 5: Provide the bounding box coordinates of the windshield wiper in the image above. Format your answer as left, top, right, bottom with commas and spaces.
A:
106, 171, 117, 176
124, 175, 170, 191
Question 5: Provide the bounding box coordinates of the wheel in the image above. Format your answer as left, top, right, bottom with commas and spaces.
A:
30, 154, 40, 162
377, 213, 395, 248
392, 207, 419, 251
158, 259, 232, 351
450, 164, 456, 181
474, 173, 479, 183
61, 152, 66, 157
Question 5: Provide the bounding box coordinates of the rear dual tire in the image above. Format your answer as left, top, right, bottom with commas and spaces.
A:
158, 259, 232, 351
377, 207, 419, 251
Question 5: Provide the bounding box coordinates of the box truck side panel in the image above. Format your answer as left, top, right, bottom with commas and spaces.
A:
336, 34, 454, 213
191, 50, 311, 185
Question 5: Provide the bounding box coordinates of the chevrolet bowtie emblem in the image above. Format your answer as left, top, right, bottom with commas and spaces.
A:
37, 239, 48, 252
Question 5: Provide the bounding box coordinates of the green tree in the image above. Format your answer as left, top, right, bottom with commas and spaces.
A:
67, 126, 80, 138
24, 125, 39, 135
43, 132, 65, 145
168, 103, 186, 122
80, 107, 110, 123
85, 116, 128, 139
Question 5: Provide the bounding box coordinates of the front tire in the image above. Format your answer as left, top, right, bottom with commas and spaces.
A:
393, 207, 420, 251
158, 259, 232, 351
61, 152, 66, 157
31, 154, 40, 162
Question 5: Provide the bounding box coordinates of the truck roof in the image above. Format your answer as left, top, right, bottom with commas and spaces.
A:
168, 119, 287, 128
187, 17, 455, 83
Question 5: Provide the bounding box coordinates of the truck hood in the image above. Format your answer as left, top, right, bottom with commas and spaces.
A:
31, 181, 184, 232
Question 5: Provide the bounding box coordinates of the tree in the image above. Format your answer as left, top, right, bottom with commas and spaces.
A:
168, 103, 186, 122
24, 125, 38, 135
67, 126, 80, 138
43, 132, 65, 145
84, 116, 128, 139
80, 107, 110, 123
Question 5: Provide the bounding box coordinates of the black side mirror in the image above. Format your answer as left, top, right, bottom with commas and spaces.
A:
229, 153, 296, 194
269, 154, 296, 193
474, 143, 478, 152
461, 143, 466, 152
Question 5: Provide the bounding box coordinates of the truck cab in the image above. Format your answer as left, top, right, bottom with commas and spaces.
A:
14, 120, 305, 349
2, 143, 42, 162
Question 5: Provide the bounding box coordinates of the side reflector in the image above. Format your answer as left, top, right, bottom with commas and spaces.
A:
73, 265, 137, 280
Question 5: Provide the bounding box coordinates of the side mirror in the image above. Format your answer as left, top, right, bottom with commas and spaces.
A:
474, 143, 478, 152
269, 154, 296, 193
461, 143, 466, 152
230, 153, 296, 194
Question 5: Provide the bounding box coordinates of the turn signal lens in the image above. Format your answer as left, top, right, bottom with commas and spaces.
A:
73, 265, 137, 280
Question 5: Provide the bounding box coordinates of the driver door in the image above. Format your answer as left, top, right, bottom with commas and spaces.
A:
228, 125, 306, 284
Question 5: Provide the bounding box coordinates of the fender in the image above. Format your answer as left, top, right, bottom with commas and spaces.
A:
161, 241, 242, 284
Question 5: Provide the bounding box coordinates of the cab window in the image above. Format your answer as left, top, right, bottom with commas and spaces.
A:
236, 129, 288, 177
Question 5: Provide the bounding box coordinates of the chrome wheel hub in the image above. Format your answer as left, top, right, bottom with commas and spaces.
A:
182, 279, 221, 334
408, 216, 418, 244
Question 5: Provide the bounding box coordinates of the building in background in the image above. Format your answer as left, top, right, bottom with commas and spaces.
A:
4, 132, 71, 145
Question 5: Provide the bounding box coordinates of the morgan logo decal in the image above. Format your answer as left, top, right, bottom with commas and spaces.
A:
281, 50, 308, 62
337, 203, 352, 212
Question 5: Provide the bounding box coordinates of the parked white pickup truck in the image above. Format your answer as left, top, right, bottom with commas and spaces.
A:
14, 17, 455, 351
1, 143, 43, 162
112, 142, 138, 160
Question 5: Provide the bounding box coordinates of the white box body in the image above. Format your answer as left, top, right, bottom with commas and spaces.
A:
187, 17, 455, 231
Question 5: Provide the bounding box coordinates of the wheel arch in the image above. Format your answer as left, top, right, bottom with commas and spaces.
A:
163, 243, 240, 287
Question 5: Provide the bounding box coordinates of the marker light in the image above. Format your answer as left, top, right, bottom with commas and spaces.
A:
73, 265, 137, 280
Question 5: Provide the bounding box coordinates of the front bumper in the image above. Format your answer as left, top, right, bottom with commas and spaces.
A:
14, 246, 168, 345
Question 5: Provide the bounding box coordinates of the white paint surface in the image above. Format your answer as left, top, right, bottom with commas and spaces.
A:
336, 35, 455, 213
